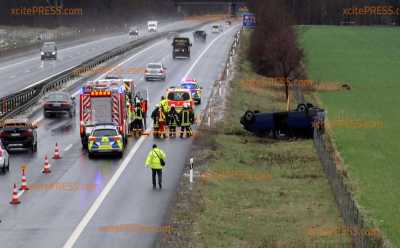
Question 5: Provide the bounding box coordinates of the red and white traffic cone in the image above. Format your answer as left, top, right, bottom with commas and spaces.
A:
10, 183, 21, 205
52, 142, 61, 159
19, 169, 29, 191
42, 155, 51, 174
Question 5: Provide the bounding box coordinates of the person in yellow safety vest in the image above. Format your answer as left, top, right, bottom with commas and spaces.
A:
145, 144, 166, 189
160, 96, 169, 114
132, 102, 144, 137
151, 104, 161, 138
158, 105, 167, 139
178, 102, 195, 138
167, 104, 179, 137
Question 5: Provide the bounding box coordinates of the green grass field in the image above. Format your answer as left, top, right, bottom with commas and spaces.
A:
162, 31, 351, 248
299, 25, 400, 246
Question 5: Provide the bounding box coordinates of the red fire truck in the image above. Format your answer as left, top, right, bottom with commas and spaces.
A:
79, 78, 147, 149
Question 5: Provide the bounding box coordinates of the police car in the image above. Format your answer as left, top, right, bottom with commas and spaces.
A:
87, 124, 124, 158
180, 78, 202, 104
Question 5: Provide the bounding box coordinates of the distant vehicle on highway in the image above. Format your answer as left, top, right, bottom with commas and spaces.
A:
172, 37, 192, 59
147, 20, 158, 32
240, 103, 325, 138
212, 25, 220, 33
226, 20, 231, 26
193, 30, 207, 42
144, 63, 167, 81
87, 123, 124, 158
0, 118, 38, 152
0, 141, 10, 173
43, 91, 76, 118
166, 87, 194, 112
180, 78, 202, 104
129, 27, 139, 37
40, 41, 57, 60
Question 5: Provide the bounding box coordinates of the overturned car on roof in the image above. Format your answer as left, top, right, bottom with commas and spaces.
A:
240, 103, 325, 138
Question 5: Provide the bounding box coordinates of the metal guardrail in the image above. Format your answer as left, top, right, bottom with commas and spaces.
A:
0, 22, 211, 122
201, 29, 241, 127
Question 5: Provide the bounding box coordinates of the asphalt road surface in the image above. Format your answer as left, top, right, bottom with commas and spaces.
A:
0, 21, 240, 248
0, 19, 205, 98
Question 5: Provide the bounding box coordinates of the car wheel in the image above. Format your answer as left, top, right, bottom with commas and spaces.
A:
297, 104, 307, 112
6, 158, 9, 171
88, 153, 94, 159
44, 112, 50, 118
117, 152, 123, 158
244, 110, 255, 124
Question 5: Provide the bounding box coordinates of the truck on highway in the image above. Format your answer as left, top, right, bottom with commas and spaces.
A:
172, 37, 192, 59
79, 78, 141, 149
147, 21, 158, 32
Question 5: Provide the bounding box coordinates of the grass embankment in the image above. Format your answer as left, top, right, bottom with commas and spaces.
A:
162, 31, 350, 248
300, 25, 400, 246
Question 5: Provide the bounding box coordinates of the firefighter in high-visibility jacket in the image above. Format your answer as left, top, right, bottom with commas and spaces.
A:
167, 104, 179, 137
179, 103, 195, 138
151, 105, 161, 137
132, 102, 144, 137
160, 96, 169, 114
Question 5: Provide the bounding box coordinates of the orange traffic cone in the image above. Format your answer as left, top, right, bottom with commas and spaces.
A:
52, 143, 61, 159
19, 169, 29, 191
42, 155, 51, 174
10, 183, 21, 205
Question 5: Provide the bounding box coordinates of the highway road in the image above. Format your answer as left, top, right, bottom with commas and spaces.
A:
0, 19, 204, 98
0, 21, 240, 248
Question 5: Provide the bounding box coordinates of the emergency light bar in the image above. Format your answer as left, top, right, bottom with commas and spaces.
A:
90, 90, 112, 97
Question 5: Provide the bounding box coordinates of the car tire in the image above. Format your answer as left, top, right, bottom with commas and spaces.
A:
88, 153, 94, 159
6, 158, 9, 171
297, 104, 307, 112
44, 112, 50, 118
244, 110, 255, 124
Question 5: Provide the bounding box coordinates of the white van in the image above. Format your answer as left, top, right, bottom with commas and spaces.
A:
147, 21, 158, 32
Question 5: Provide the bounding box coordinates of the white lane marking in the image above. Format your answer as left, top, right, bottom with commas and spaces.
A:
182, 25, 237, 79
33, 40, 166, 124
62, 135, 146, 248
64, 144, 73, 152
62, 24, 239, 248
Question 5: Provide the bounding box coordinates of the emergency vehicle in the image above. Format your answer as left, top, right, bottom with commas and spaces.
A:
166, 87, 195, 112
180, 78, 202, 104
79, 78, 147, 149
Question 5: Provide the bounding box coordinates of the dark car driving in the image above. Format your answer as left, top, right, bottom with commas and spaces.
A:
0, 119, 38, 152
41, 41, 57, 60
43, 91, 76, 118
193, 30, 206, 42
